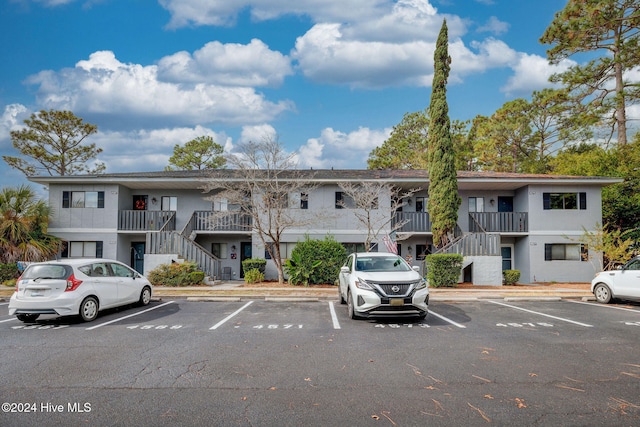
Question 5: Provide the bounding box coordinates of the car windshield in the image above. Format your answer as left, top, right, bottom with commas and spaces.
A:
355, 256, 411, 272
21, 264, 72, 280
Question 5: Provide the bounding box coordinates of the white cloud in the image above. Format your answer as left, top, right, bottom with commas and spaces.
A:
297, 126, 391, 168
158, 0, 388, 28
501, 54, 575, 95
476, 16, 509, 35
157, 39, 293, 87
0, 104, 29, 142
239, 124, 277, 144
91, 126, 232, 172
25, 51, 294, 127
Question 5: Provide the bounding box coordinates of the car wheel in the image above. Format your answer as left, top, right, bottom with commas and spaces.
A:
139, 286, 151, 306
79, 296, 99, 322
347, 291, 361, 320
593, 283, 612, 304
16, 314, 40, 323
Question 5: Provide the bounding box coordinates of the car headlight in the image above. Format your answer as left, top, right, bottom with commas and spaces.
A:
355, 278, 374, 291
415, 279, 427, 290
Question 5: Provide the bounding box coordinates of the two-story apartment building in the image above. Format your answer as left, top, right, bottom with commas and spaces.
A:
29, 169, 621, 285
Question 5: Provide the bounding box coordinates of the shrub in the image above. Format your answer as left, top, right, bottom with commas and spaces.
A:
285, 235, 347, 286
242, 258, 266, 274
244, 268, 264, 284
425, 253, 463, 288
3, 279, 17, 287
0, 263, 19, 283
147, 261, 204, 287
503, 270, 521, 285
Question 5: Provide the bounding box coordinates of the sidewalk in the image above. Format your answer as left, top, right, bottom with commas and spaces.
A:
149, 281, 595, 302
0, 282, 595, 302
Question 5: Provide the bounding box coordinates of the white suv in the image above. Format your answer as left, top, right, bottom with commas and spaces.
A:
9, 259, 152, 322
338, 252, 428, 319
591, 257, 640, 304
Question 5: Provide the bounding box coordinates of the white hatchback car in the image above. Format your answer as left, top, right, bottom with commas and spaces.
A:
591, 256, 640, 304
338, 252, 428, 319
9, 259, 152, 322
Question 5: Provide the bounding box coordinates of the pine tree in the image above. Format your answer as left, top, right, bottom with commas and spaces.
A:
427, 20, 461, 248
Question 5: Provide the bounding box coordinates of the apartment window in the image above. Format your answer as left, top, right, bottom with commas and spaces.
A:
415, 197, 428, 213
544, 243, 587, 261
335, 192, 355, 209
342, 243, 367, 253
211, 243, 228, 259
543, 192, 586, 210
468, 197, 485, 213
62, 191, 104, 208
61, 241, 103, 258
291, 192, 308, 209
161, 196, 177, 211
213, 197, 228, 211
264, 242, 296, 259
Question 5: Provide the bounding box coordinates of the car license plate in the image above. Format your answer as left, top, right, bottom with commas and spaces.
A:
30, 291, 44, 297
390, 298, 404, 306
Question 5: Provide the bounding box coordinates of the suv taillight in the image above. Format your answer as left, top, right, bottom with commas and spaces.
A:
65, 274, 83, 292
15, 275, 22, 292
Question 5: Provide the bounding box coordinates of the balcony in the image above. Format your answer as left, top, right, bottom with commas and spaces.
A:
393, 212, 432, 233
118, 210, 176, 231
190, 211, 253, 232
469, 212, 528, 233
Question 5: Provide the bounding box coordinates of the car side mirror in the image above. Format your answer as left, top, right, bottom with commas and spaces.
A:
412, 266, 420, 272
340, 266, 350, 273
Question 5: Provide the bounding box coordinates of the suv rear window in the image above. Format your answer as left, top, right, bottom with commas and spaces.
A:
21, 264, 73, 280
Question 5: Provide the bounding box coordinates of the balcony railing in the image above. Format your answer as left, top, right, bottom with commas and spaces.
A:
392, 212, 431, 232
190, 211, 253, 232
118, 210, 176, 231
469, 212, 528, 233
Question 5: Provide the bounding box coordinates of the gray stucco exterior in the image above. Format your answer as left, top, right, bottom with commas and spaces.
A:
30, 170, 621, 285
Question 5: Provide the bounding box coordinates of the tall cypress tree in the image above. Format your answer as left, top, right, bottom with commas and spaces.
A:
427, 20, 461, 248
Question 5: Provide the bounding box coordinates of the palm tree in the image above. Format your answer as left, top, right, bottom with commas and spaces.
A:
0, 185, 62, 263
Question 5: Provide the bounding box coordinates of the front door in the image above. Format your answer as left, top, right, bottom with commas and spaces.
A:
240, 242, 252, 278
498, 196, 513, 212
131, 242, 145, 274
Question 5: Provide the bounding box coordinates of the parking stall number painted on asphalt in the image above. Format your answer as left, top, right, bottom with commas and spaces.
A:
496, 322, 554, 328
126, 324, 183, 330
11, 324, 70, 330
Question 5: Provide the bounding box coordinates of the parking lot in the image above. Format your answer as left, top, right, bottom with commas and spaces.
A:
1, 297, 640, 426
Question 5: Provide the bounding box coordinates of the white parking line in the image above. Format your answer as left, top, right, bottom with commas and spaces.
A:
328, 302, 341, 329
567, 299, 640, 313
488, 300, 593, 327
428, 310, 466, 328
210, 301, 253, 330
0, 317, 17, 323
86, 301, 175, 330
0, 302, 9, 306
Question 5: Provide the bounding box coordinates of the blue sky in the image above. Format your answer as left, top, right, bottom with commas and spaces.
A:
1, 0, 573, 190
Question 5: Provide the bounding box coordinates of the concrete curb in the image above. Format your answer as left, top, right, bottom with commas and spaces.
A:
0, 286, 594, 304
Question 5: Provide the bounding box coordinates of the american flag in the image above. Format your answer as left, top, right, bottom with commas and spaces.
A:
382, 235, 398, 254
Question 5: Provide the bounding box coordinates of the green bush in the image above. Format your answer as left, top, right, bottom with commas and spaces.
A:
244, 268, 264, 284
425, 253, 463, 288
285, 235, 347, 286
242, 258, 266, 274
0, 263, 19, 283
503, 270, 521, 285
147, 262, 204, 287
3, 279, 17, 287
